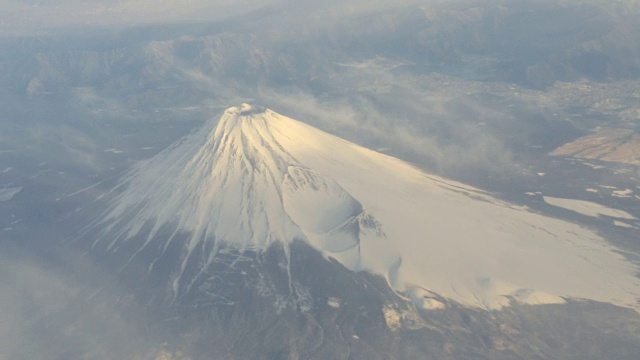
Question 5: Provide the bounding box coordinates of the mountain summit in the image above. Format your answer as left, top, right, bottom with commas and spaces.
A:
97, 104, 640, 311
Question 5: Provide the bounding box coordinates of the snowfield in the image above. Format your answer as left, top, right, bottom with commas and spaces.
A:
543, 196, 636, 220
97, 104, 640, 311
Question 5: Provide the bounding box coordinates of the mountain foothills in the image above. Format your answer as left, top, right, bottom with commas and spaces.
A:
80, 105, 640, 359
5, 0, 639, 186
551, 128, 640, 165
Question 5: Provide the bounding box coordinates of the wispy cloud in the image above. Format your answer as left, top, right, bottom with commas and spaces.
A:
257, 72, 519, 179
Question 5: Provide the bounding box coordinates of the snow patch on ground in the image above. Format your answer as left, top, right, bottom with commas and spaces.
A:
583, 162, 605, 170
612, 189, 634, 198
104, 148, 124, 154
383, 305, 402, 331
0, 186, 22, 202
327, 297, 341, 309
544, 196, 636, 220
614, 221, 635, 229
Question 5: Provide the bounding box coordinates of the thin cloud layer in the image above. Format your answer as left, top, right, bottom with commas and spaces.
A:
0, 0, 285, 34
0, 247, 156, 359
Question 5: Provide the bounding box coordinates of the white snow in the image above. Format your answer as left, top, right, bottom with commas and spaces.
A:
99, 104, 640, 312
614, 221, 635, 229
327, 297, 341, 309
582, 162, 605, 170
104, 148, 124, 154
383, 305, 402, 331
409, 288, 446, 310
0, 186, 22, 202
612, 189, 634, 198
544, 196, 636, 220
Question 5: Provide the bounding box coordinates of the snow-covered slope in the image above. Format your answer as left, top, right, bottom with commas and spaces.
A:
98, 103, 640, 311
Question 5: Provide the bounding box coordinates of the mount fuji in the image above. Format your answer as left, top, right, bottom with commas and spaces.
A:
92, 103, 640, 314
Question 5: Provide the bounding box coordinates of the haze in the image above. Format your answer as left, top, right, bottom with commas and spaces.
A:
1, 0, 640, 358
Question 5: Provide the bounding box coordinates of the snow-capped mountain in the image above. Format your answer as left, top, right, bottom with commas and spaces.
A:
95, 103, 640, 312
